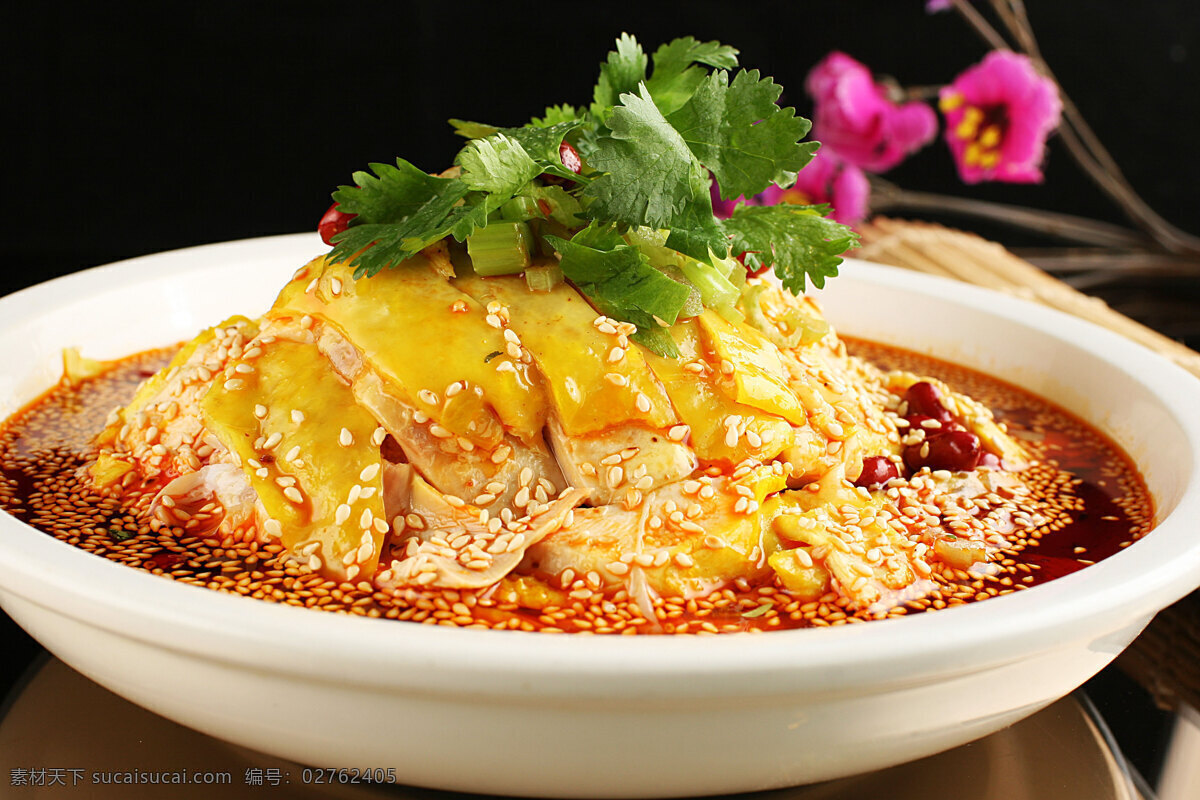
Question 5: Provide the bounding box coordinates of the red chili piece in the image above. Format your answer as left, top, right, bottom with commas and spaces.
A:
318, 203, 356, 246
559, 141, 582, 174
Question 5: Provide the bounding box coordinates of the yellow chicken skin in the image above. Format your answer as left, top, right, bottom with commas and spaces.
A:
97, 251, 1030, 616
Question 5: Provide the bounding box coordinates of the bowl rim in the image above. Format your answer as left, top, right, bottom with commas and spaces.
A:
2, 233, 1199, 701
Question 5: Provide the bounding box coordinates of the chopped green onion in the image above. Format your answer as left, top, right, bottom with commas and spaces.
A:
532, 218, 573, 257
625, 227, 670, 249
467, 222, 533, 276
500, 195, 543, 222
525, 263, 564, 292
679, 257, 739, 312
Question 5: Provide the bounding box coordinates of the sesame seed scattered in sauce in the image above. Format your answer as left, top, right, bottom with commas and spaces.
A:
0, 339, 1155, 634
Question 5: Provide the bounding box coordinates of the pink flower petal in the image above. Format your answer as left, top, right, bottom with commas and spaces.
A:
806, 52, 937, 173
940, 51, 1062, 184
775, 149, 869, 225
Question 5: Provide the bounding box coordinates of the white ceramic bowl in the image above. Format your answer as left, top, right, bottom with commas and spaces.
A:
2, 234, 1199, 798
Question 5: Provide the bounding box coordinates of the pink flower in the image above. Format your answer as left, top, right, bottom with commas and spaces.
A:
761, 151, 869, 225
925, 0, 953, 12
709, 150, 869, 226
806, 52, 938, 173
939, 50, 1062, 183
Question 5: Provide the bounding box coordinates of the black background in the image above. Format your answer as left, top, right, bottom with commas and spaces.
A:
6, 0, 1199, 295
3, 0, 1198, 781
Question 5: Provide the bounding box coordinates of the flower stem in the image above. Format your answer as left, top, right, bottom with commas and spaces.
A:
868, 177, 1152, 249
1012, 248, 1200, 276
949, 0, 1011, 50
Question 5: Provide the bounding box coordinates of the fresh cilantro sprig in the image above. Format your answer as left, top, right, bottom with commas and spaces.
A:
723, 204, 858, 293
325, 33, 859, 354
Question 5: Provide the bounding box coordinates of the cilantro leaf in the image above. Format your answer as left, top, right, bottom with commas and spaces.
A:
646, 37, 739, 115
584, 85, 706, 230
448, 118, 499, 139
722, 204, 859, 293
668, 69, 818, 201
329, 159, 471, 278
332, 158, 464, 225
451, 120, 585, 181
591, 33, 648, 120
457, 134, 541, 196
530, 104, 584, 127
662, 171, 730, 262
546, 225, 692, 356
524, 183, 584, 227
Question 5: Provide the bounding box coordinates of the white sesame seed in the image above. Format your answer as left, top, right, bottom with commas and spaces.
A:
253, 404, 268, 419
359, 463, 380, 482
285, 445, 301, 462
635, 393, 651, 413
283, 486, 304, 504
291, 409, 305, 423
607, 466, 624, 489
